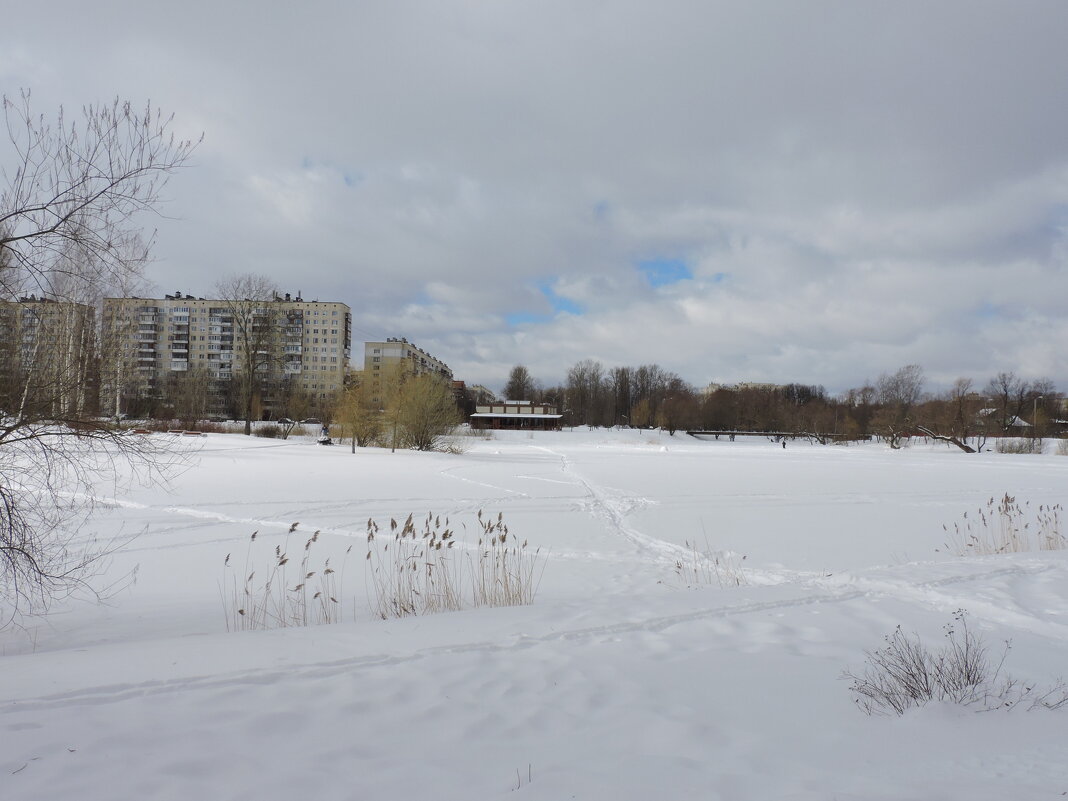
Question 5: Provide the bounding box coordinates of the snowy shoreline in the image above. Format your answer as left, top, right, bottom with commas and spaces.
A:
4, 430, 1068, 800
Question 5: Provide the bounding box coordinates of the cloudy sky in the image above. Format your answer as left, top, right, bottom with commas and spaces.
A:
4, 1, 1067, 395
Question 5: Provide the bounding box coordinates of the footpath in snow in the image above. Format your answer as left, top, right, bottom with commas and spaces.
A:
3, 429, 1068, 800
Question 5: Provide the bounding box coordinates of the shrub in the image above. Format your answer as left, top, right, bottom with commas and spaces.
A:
844, 610, 1068, 715
191, 421, 228, 434
438, 430, 470, 455
1058, 438, 1068, 456
255, 424, 281, 439
996, 437, 1042, 454
941, 494, 1064, 555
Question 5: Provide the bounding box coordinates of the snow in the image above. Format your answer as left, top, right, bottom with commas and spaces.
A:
3, 429, 1068, 800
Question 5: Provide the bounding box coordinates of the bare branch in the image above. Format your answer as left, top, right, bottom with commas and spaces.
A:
0, 91, 198, 626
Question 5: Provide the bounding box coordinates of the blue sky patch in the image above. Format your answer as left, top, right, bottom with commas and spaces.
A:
540, 281, 584, 315
506, 280, 585, 327
639, 258, 693, 288
505, 310, 552, 326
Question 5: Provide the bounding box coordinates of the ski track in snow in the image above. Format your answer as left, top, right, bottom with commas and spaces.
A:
2, 560, 1061, 714
526, 444, 695, 564
77, 487, 664, 567
65, 438, 1068, 620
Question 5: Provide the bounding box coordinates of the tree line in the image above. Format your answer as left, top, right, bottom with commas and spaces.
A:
502, 362, 1063, 446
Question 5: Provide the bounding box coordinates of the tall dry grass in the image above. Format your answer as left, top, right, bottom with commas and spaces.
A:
942, 494, 1064, 556
221, 525, 352, 631
365, 510, 545, 619
673, 540, 748, 588
471, 510, 543, 607
364, 513, 464, 619
222, 511, 546, 630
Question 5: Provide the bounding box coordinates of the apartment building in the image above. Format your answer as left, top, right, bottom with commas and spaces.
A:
359, 337, 452, 405
102, 291, 352, 418
0, 295, 96, 418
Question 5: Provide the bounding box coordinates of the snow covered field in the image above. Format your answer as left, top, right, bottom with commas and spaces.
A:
3, 429, 1068, 800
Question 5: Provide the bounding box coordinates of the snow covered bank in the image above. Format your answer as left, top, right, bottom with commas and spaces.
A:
3, 430, 1068, 799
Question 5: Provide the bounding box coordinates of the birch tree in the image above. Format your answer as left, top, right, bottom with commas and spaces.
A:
213, 274, 280, 435
0, 91, 197, 623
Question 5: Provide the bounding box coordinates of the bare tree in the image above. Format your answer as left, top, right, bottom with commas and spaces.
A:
984, 372, 1029, 433
0, 91, 197, 624
566, 359, 608, 427
873, 364, 924, 448
169, 366, 214, 428
502, 364, 537, 402
273, 376, 314, 426
1026, 378, 1057, 438
213, 274, 280, 435
610, 366, 632, 426
656, 388, 699, 435
98, 268, 156, 420
1, 91, 199, 302
914, 377, 983, 453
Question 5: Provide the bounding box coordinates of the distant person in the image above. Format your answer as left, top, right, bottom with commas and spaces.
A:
782, 440, 786, 449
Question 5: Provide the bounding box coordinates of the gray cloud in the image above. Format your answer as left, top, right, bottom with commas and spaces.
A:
4, 0, 1067, 395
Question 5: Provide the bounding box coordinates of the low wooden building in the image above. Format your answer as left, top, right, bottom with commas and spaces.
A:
470, 401, 563, 430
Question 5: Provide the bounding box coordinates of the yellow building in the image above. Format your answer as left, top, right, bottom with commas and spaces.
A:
359, 338, 452, 406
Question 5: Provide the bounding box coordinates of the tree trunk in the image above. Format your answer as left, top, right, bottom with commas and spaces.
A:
916, 426, 975, 453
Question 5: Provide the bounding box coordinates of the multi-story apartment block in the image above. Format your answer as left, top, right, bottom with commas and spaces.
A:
102, 291, 352, 418
358, 338, 453, 405
0, 295, 96, 418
